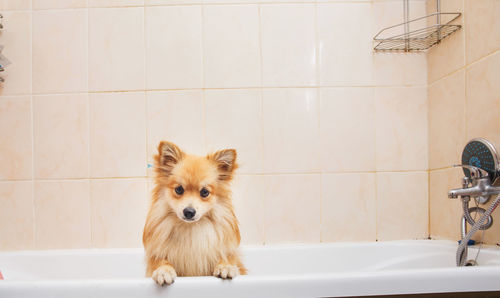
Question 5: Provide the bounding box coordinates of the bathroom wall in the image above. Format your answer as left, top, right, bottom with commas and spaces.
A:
0, 0, 429, 250
427, 0, 500, 244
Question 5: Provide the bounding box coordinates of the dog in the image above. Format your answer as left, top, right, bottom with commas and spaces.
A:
143, 141, 247, 285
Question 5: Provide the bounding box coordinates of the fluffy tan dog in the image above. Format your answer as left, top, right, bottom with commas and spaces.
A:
143, 141, 246, 285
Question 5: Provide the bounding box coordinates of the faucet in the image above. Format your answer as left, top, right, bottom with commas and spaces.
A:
447, 138, 500, 266
448, 165, 500, 203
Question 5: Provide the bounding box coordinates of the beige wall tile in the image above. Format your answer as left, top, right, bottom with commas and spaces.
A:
33, 9, 88, 94
427, 0, 464, 84
373, 0, 405, 37
232, 175, 265, 245
205, 89, 262, 174
321, 173, 376, 242
90, 92, 146, 178
203, 0, 255, 4
427, 0, 500, 245
372, 1, 427, 84
260, 4, 316, 87
483, 206, 500, 245
465, 0, 500, 64
428, 71, 465, 170
89, 0, 144, 7
377, 172, 428, 241
0, 0, 461, 249
318, 3, 372, 86
373, 0, 427, 39
145, 6, 203, 90
0, 96, 32, 180
262, 88, 320, 173
146, 90, 204, 163
34, 180, 90, 249
146, 0, 200, 5
33, 0, 86, 9
466, 51, 500, 148
33, 94, 89, 179
373, 53, 427, 87
89, 7, 145, 92
429, 168, 463, 240
0, 0, 30, 10
203, 5, 261, 88
260, 0, 314, 3
264, 174, 321, 244
320, 88, 375, 172
90, 178, 147, 248
0, 12, 31, 95
375, 87, 428, 171
0, 181, 33, 250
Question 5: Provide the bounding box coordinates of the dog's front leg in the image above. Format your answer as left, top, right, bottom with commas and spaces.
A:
151, 261, 177, 285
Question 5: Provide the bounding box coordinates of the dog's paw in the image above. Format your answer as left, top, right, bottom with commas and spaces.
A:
152, 265, 177, 286
213, 263, 239, 279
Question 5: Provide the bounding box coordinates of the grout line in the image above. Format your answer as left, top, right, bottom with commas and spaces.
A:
84, 7, 89, 94
1, 0, 371, 13
426, 68, 430, 239
373, 79, 379, 241
143, 6, 149, 174
319, 173, 323, 243
257, 3, 266, 245
462, 0, 468, 143
30, 93, 36, 249
85, 1, 91, 178
86, 2, 91, 179
260, 94, 266, 245
29, 2, 36, 249
87, 96, 92, 248
315, 0, 325, 243
200, 4, 207, 152
425, 64, 430, 240
314, 1, 320, 88
14, 177, 149, 182
461, 0, 466, 75
88, 177, 92, 248
372, 82, 379, 241
427, 166, 430, 239
0, 1, 375, 13
429, 166, 461, 172
7, 84, 431, 98
142, 5, 147, 94
86, 3, 92, 249
374, 170, 378, 241
0, 170, 433, 183
257, 4, 265, 175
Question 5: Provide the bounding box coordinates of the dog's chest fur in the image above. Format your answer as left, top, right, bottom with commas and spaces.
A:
162, 218, 226, 276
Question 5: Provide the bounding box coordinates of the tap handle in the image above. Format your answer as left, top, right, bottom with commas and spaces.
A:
453, 164, 489, 179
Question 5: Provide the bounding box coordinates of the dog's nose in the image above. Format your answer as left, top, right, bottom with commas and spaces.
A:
183, 207, 196, 220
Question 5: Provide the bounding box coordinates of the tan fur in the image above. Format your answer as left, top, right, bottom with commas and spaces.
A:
143, 141, 246, 285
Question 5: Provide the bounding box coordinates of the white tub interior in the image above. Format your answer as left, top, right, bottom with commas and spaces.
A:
1, 240, 500, 298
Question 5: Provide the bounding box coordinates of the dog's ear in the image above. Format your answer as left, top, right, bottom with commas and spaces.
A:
208, 149, 238, 181
156, 141, 184, 175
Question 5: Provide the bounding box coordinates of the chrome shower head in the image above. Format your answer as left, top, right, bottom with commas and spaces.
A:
461, 138, 499, 183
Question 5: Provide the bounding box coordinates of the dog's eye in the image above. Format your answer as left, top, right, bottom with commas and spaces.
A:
175, 185, 184, 195
200, 188, 210, 198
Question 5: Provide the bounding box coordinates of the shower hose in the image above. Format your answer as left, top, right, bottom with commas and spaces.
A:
456, 194, 500, 266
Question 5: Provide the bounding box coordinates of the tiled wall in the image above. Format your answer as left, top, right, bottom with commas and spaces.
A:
428, 0, 500, 244
0, 0, 429, 250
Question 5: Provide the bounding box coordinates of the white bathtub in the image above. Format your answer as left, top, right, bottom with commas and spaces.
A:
1, 240, 500, 298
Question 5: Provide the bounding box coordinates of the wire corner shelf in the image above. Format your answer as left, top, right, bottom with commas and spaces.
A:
373, 0, 462, 52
